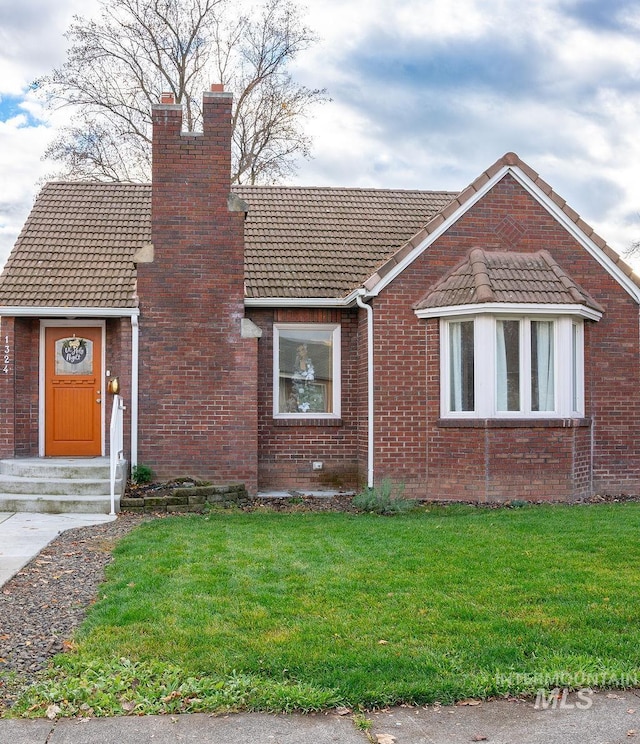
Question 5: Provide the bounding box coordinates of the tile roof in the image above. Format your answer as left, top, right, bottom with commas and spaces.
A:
0, 151, 636, 308
0, 183, 455, 306
415, 248, 605, 312
0, 182, 150, 308
234, 186, 456, 298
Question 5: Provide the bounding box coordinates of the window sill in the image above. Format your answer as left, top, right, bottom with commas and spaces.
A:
437, 417, 591, 429
273, 418, 343, 427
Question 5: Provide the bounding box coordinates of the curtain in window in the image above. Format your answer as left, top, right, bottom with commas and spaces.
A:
532, 321, 554, 411
450, 322, 462, 411
496, 320, 520, 411
449, 321, 474, 412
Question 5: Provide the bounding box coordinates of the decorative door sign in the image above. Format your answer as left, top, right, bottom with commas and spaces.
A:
55, 336, 94, 375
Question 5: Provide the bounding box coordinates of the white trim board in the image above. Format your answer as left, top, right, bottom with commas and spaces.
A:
364, 165, 640, 305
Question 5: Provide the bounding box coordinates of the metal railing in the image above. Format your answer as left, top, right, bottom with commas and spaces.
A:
109, 394, 126, 516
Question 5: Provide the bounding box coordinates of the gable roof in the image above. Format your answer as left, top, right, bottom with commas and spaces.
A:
364, 153, 640, 302
0, 182, 150, 308
0, 183, 455, 307
415, 247, 604, 313
0, 152, 637, 310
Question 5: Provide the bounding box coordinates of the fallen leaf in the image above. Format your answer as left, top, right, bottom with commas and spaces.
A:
121, 701, 136, 713
161, 691, 182, 703
376, 735, 396, 744
378, 639, 389, 645
46, 704, 61, 720
335, 706, 351, 715
627, 731, 637, 737
457, 699, 482, 706
629, 709, 637, 715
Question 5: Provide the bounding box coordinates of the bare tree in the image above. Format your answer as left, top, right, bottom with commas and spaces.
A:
38, 0, 327, 183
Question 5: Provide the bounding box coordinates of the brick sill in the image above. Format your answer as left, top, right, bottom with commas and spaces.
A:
273, 418, 343, 427
438, 418, 592, 429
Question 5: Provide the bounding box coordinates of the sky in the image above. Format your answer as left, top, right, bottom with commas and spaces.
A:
2, 0, 640, 270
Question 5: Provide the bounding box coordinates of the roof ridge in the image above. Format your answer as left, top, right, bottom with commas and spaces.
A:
364, 152, 640, 294
469, 247, 494, 303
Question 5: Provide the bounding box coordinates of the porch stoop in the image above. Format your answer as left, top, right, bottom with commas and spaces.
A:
0, 458, 126, 514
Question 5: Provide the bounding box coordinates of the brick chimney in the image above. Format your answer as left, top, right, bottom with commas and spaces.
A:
135, 88, 258, 492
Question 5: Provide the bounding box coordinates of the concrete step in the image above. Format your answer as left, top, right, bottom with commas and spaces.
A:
0, 474, 113, 496
0, 458, 125, 515
0, 494, 117, 514
0, 457, 111, 480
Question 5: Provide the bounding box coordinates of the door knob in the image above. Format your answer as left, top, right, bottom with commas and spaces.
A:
96, 398, 102, 404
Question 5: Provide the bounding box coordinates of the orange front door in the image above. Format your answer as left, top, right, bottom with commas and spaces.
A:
45, 326, 103, 456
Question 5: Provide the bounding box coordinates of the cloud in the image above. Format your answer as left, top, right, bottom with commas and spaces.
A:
289, 0, 640, 265
0, 0, 101, 266
2, 0, 640, 271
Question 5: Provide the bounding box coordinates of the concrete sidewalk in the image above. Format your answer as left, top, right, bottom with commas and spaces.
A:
1, 690, 639, 743
0, 512, 115, 587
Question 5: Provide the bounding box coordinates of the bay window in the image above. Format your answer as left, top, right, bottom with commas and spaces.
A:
443, 314, 584, 418
273, 324, 341, 418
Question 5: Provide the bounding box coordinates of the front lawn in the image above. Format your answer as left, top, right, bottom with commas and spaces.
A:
13, 503, 640, 715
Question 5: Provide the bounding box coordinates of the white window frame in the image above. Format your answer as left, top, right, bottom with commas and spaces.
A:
273, 323, 341, 419
441, 314, 585, 419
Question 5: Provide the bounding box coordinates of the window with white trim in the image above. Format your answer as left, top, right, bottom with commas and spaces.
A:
273, 324, 341, 418
442, 315, 584, 418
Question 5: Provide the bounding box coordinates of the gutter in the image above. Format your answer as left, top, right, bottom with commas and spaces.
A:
131, 315, 139, 468
356, 292, 374, 489
244, 289, 362, 308
0, 306, 140, 318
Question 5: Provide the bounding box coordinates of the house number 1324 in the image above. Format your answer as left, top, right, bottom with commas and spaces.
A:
3, 335, 9, 374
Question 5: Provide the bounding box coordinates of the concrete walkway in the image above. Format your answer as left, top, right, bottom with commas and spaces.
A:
0, 512, 115, 587
1, 690, 640, 743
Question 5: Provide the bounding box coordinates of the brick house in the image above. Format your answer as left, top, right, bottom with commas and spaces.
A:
1, 87, 639, 503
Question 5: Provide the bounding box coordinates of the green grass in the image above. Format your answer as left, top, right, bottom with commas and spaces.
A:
11, 504, 640, 716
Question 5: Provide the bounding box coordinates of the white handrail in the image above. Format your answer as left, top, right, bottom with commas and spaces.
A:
109, 394, 126, 516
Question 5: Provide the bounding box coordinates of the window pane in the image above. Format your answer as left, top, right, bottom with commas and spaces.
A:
449, 321, 474, 411
278, 328, 333, 414
531, 320, 554, 411
496, 320, 520, 411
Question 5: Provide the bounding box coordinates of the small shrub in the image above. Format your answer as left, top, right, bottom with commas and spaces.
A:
352, 479, 416, 515
131, 464, 153, 484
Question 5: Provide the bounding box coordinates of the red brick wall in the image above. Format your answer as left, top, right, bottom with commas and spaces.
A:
0, 316, 16, 458
105, 318, 132, 459
248, 307, 360, 492
14, 318, 39, 457
136, 92, 258, 491
0, 317, 40, 458
369, 173, 640, 500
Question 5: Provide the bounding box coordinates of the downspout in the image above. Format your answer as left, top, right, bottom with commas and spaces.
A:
356, 292, 374, 489
131, 314, 139, 468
